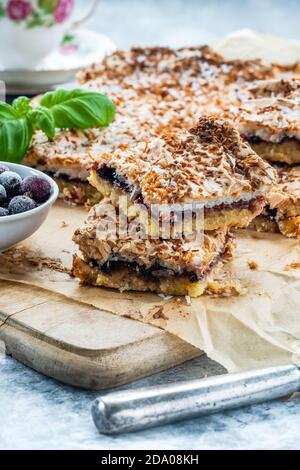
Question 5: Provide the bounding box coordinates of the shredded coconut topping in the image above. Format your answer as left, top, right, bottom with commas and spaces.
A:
26, 46, 276, 175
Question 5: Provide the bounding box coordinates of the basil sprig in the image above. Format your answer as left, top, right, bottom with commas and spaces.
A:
40, 89, 116, 129
0, 89, 116, 163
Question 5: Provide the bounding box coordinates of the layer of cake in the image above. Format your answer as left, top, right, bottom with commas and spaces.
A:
24, 128, 101, 171
24, 129, 104, 205
90, 169, 266, 232
72, 255, 240, 298
250, 165, 300, 238
91, 117, 275, 206
250, 139, 300, 164
238, 79, 300, 154
73, 204, 235, 281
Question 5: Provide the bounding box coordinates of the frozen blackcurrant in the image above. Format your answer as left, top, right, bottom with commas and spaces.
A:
8, 196, 37, 215
0, 207, 8, 217
0, 171, 22, 197
0, 164, 9, 175
21, 176, 52, 203
0, 184, 7, 205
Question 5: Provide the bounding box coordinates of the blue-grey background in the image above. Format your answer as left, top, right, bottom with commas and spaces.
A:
1, 0, 300, 450
85, 0, 300, 48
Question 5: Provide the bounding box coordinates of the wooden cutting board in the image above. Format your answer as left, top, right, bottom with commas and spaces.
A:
0, 280, 201, 390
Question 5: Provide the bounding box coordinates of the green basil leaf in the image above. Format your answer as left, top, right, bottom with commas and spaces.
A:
40, 89, 116, 129
12, 96, 32, 118
28, 107, 56, 139
0, 118, 33, 163
0, 102, 18, 124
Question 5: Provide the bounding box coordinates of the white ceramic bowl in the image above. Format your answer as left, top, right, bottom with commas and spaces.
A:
0, 162, 59, 252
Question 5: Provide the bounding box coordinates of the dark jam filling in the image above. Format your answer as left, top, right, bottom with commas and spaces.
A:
97, 165, 264, 214
204, 196, 265, 215
247, 136, 300, 145
97, 164, 143, 203
91, 259, 204, 283
90, 250, 225, 284
247, 135, 264, 145
264, 205, 278, 221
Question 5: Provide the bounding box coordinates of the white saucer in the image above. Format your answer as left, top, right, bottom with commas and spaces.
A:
0, 29, 116, 95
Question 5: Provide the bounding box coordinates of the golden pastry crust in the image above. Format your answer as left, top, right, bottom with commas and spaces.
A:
278, 217, 300, 238
237, 79, 300, 161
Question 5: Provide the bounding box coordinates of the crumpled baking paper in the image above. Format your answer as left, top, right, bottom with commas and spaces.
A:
1, 201, 299, 372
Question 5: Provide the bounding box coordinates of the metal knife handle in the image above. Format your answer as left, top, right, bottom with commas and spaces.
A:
91, 364, 300, 434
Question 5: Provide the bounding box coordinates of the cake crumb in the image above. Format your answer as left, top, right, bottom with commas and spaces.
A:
285, 261, 300, 271
152, 306, 168, 320
248, 260, 258, 270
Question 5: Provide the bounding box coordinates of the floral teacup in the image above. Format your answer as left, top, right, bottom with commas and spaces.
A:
0, 0, 99, 69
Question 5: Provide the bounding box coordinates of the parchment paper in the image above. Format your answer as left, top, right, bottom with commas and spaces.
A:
212, 29, 300, 66
1, 201, 299, 372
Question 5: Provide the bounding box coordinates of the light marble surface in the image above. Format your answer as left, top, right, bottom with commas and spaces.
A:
1, 351, 300, 450
2, 0, 300, 450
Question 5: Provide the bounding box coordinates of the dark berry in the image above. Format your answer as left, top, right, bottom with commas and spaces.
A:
8, 196, 37, 215
1, 198, 10, 209
0, 164, 9, 175
0, 171, 22, 197
21, 176, 51, 203
0, 207, 8, 217
0, 184, 6, 205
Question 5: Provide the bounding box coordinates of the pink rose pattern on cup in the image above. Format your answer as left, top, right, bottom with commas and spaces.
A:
0, 0, 75, 27
7, 0, 32, 20
54, 0, 74, 23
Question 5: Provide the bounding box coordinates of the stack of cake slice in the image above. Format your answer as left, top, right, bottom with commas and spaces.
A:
72, 116, 276, 297
73, 214, 235, 297
237, 78, 300, 237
